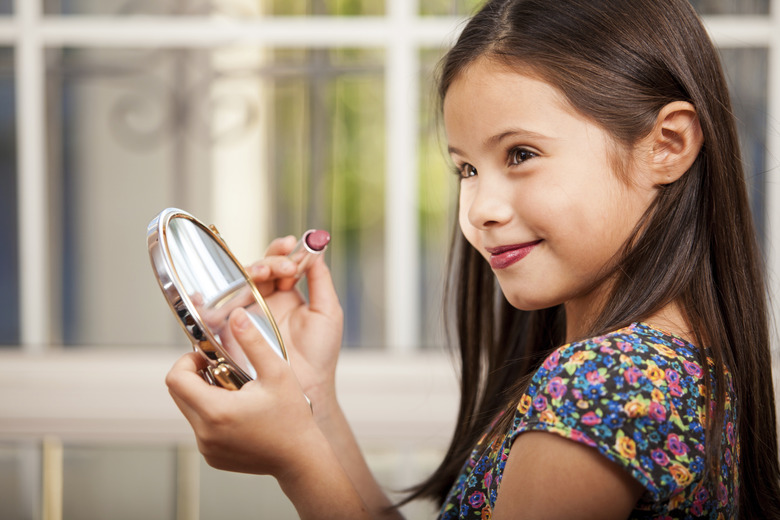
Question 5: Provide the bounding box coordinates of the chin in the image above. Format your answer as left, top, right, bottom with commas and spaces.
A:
502, 291, 556, 312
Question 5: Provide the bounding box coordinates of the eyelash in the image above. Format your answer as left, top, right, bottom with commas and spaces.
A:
509, 147, 537, 166
455, 163, 478, 179
454, 147, 537, 179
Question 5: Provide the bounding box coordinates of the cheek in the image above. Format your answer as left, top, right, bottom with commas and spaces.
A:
458, 191, 482, 251
549, 182, 644, 272
458, 203, 475, 245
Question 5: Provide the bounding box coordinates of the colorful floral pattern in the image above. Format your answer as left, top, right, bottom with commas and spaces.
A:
439, 323, 737, 519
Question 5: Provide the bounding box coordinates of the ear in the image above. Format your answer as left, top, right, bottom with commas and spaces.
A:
643, 101, 703, 185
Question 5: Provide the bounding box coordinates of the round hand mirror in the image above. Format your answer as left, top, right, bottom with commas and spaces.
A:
147, 208, 287, 390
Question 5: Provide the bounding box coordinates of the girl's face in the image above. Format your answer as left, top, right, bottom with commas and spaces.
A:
444, 57, 658, 333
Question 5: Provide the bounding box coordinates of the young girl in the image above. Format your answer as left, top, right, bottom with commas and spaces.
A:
166, 0, 780, 518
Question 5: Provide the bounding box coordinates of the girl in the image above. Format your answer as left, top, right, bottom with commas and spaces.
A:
166, 0, 780, 518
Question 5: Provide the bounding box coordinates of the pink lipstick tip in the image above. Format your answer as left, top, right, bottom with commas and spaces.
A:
304, 230, 331, 252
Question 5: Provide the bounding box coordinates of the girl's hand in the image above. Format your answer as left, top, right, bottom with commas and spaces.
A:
168, 260, 399, 519
246, 236, 344, 410
166, 307, 321, 477
167, 309, 374, 520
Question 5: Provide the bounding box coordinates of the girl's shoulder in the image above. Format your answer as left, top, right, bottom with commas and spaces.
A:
538, 322, 703, 379
439, 323, 737, 519
518, 321, 714, 448
525, 322, 711, 406
511, 322, 737, 513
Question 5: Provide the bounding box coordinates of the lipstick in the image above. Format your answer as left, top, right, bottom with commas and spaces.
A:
487, 240, 541, 270
288, 229, 331, 279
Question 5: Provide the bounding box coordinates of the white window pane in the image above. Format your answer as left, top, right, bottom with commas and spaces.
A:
419, 0, 481, 16
0, 47, 17, 345
44, 0, 386, 16
0, 442, 39, 520
719, 47, 769, 246
62, 445, 177, 520
47, 46, 386, 349
200, 463, 298, 517
419, 46, 455, 350
269, 47, 386, 349
267, 0, 385, 15
44, 0, 181, 15
690, 0, 770, 15
419, 0, 772, 17
47, 48, 212, 347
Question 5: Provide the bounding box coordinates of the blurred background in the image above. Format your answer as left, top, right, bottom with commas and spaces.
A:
0, 0, 777, 518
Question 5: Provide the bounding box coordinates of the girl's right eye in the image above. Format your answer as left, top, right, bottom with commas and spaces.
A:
456, 163, 478, 179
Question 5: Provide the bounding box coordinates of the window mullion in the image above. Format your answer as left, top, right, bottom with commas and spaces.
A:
16, 0, 51, 351
37, 16, 391, 48
386, 0, 420, 353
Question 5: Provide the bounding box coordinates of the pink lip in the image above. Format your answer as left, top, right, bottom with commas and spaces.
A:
486, 240, 542, 269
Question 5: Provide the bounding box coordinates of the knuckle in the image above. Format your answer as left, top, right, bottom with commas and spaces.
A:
197, 439, 222, 466
165, 370, 183, 392
261, 362, 289, 386
197, 421, 229, 455
199, 429, 219, 450
201, 406, 230, 426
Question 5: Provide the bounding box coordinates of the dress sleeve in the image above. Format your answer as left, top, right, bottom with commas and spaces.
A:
507, 335, 708, 503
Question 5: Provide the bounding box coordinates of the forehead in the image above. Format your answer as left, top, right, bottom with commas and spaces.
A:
443, 57, 573, 116
442, 57, 579, 143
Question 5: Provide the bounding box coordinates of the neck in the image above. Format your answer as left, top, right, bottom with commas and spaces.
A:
564, 297, 693, 345
563, 283, 609, 343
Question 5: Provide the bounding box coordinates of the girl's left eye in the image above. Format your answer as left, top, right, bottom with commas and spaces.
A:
509, 147, 537, 165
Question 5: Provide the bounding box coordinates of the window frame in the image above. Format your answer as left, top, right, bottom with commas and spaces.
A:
8, 4, 464, 353
5, 6, 778, 353
0, 1, 778, 516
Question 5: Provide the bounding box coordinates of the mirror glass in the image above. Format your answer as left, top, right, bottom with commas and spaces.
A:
151, 210, 287, 384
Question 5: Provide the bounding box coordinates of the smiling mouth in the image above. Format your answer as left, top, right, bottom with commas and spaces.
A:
486, 240, 542, 269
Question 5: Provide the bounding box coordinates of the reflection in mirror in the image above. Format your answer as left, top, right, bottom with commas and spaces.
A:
154, 211, 286, 384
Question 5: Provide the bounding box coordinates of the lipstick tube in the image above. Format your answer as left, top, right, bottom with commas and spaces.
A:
287, 229, 331, 279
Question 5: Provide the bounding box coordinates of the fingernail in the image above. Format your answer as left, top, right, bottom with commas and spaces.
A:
233, 308, 249, 330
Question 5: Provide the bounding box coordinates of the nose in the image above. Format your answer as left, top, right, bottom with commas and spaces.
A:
464, 175, 514, 230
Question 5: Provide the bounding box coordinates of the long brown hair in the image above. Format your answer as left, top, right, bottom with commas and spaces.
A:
406, 0, 780, 517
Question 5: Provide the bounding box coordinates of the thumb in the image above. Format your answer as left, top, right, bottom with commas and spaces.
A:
305, 256, 342, 317
228, 307, 287, 380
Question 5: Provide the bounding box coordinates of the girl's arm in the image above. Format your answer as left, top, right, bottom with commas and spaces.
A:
166, 319, 373, 519
168, 237, 402, 518
491, 431, 645, 519
306, 385, 402, 519
251, 239, 403, 518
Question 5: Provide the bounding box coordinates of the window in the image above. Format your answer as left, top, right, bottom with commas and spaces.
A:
0, 1, 777, 518
0, 47, 16, 345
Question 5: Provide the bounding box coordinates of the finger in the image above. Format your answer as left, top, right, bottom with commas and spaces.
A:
169, 388, 205, 429
246, 235, 299, 286
248, 256, 298, 285
264, 235, 298, 257
166, 352, 224, 412
191, 293, 204, 306
274, 275, 298, 293
246, 266, 275, 296
229, 307, 287, 379
304, 255, 342, 316
168, 351, 208, 379
247, 257, 297, 296
246, 263, 271, 281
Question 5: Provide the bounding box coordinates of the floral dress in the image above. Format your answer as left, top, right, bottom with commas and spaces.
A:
439, 323, 738, 519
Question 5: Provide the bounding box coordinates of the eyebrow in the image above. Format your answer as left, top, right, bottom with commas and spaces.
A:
447, 128, 553, 156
